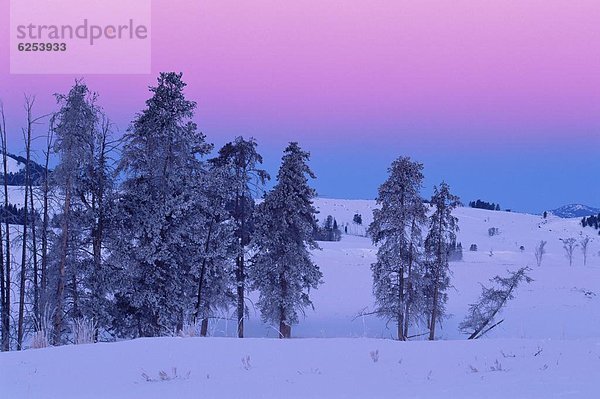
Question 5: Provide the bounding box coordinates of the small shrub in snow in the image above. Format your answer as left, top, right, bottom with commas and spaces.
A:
72, 317, 97, 345
178, 320, 201, 337
488, 227, 500, 236
469, 244, 478, 251
489, 359, 506, 372
241, 355, 252, 370
31, 305, 54, 349
141, 367, 190, 382
31, 330, 49, 349
370, 349, 379, 363
535, 240, 547, 267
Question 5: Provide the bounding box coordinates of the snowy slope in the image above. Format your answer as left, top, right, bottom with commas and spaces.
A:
550, 204, 600, 218
5, 155, 24, 174
1, 198, 599, 398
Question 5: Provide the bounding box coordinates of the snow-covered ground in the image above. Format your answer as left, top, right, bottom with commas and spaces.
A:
1, 198, 599, 398
2, 336, 599, 398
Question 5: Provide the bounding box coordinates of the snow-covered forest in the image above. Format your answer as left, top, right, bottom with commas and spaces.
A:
1, 73, 599, 398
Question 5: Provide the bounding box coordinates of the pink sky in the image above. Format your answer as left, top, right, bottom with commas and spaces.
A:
0, 0, 598, 148
0, 0, 599, 210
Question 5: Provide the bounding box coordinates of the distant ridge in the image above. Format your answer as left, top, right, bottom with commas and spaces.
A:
0, 153, 46, 186
549, 204, 600, 218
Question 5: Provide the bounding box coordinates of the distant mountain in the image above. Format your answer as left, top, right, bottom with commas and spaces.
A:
0, 153, 45, 186
549, 204, 600, 218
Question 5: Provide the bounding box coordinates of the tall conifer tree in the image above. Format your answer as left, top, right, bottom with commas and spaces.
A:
250, 142, 322, 338
368, 157, 427, 340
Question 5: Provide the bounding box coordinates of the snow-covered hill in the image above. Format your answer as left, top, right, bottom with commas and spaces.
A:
1, 198, 599, 398
549, 204, 600, 218
0, 153, 46, 186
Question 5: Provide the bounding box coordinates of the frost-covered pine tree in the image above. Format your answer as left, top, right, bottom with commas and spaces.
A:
191, 165, 235, 336
424, 181, 460, 340
111, 72, 211, 337
250, 142, 322, 338
368, 157, 427, 340
209, 137, 269, 338
48, 81, 102, 345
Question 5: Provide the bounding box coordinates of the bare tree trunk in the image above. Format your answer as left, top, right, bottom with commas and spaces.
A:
16, 151, 29, 350
0, 210, 5, 351
279, 319, 291, 339
71, 273, 80, 320
29, 181, 39, 327
236, 194, 245, 338
397, 266, 405, 341
200, 317, 209, 337
193, 222, 212, 336
0, 104, 7, 351
89, 119, 109, 340
396, 193, 406, 341
429, 218, 444, 341
17, 97, 34, 350
40, 130, 52, 299
403, 220, 416, 339
53, 181, 71, 346
236, 254, 244, 338
428, 278, 439, 341
278, 274, 290, 339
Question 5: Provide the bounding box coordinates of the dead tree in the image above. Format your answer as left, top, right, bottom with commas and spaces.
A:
17, 96, 48, 350
0, 103, 8, 351
40, 125, 54, 305
580, 236, 591, 266
534, 240, 547, 267
560, 238, 578, 267
460, 267, 532, 339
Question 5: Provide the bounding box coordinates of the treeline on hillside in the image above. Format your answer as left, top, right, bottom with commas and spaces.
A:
0, 204, 39, 225
469, 199, 500, 211
581, 214, 600, 234
1, 153, 46, 186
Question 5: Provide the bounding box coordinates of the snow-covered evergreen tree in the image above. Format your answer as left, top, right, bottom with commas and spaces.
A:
368, 157, 427, 340
250, 142, 322, 338
209, 137, 269, 338
68, 114, 119, 341
424, 181, 460, 340
111, 72, 211, 337
48, 81, 102, 345
191, 165, 235, 336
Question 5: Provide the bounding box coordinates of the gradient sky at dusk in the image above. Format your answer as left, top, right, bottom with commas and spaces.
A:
0, 0, 599, 213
